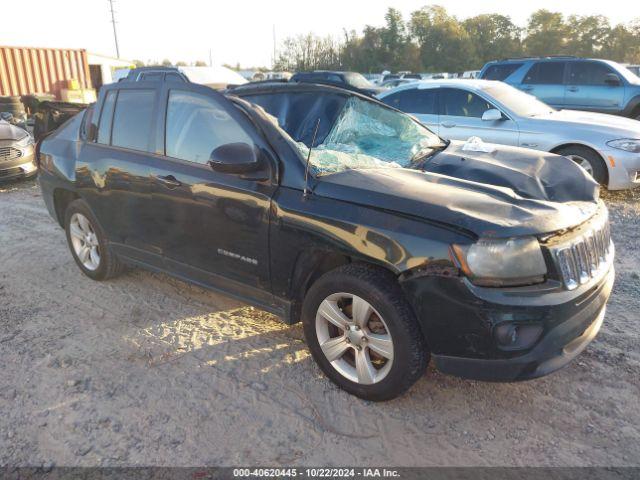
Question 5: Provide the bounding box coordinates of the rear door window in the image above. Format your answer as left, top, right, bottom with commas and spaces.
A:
111, 90, 155, 152
523, 62, 566, 85
440, 88, 493, 117
568, 61, 616, 85
382, 88, 438, 114
165, 90, 254, 165
139, 72, 163, 81
481, 63, 523, 81
96, 90, 116, 144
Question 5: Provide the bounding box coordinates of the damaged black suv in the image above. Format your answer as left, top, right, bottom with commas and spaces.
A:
37, 80, 614, 400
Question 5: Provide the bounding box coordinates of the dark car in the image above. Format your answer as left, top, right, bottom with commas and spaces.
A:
0, 119, 36, 182
479, 56, 640, 120
37, 80, 614, 400
119, 66, 189, 83
290, 71, 384, 96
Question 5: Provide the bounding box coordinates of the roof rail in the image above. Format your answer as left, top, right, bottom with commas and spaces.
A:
499, 55, 577, 61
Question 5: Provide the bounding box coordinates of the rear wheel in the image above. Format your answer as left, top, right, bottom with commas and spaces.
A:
556, 145, 608, 186
302, 263, 428, 401
64, 199, 123, 280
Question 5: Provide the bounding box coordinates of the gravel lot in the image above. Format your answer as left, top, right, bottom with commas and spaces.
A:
0, 179, 639, 467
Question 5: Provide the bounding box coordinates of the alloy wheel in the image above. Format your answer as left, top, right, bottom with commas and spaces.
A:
69, 213, 101, 271
315, 292, 394, 385
567, 154, 594, 177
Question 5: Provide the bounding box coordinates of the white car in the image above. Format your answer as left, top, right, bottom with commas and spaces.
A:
378, 79, 640, 189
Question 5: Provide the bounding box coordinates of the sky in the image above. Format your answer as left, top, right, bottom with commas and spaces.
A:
3, 0, 640, 67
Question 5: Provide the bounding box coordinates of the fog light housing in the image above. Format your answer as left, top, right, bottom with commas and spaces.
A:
494, 323, 543, 351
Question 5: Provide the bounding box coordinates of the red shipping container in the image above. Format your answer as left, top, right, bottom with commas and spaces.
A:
0, 45, 92, 99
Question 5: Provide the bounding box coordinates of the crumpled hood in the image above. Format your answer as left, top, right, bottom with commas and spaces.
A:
0, 119, 29, 142
533, 109, 640, 136
316, 141, 599, 238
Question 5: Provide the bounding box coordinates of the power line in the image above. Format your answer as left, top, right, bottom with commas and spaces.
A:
108, 0, 120, 58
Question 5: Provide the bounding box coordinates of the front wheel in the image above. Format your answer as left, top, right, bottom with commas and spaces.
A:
557, 145, 608, 186
302, 263, 429, 401
64, 199, 124, 280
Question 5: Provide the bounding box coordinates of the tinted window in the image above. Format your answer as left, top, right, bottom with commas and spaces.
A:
139, 72, 163, 81
382, 89, 437, 115
481, 63, 523, 81
165, 90, 253, 165
568, 62, 616, 85
523, 62, 566, 85
96, 90, 116, 144
165, 73, 184, 82
111, 90, 155, 152
441, 88, 493, 117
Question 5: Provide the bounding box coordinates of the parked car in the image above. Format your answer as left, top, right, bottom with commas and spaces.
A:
378, 79, 640, 189
0, 119, 36, 182
119, 66, 189, 83
290, 71, 384, 96
479, 57, 640, 120
461, 70, 481, 79
380, 78, 417, 89
38, 81, 613, 400
626, 65, 640, 78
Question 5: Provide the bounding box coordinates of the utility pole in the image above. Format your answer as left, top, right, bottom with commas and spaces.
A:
108, 0, 120, 58
272, 24, 276, 69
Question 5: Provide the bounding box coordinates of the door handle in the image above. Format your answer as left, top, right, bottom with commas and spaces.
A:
156, 174, 182, 189
567, 86, 579, 92
441, 122, 456, 128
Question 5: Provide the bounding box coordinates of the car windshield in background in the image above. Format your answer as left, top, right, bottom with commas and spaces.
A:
344, 72, 375, 89
296, 97, 444, 175
483, 84, 554, 117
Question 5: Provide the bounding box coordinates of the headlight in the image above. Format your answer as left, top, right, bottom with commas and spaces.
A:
606, 138, 640, 153
451, 237, 547, 287
16, 135, 34, 148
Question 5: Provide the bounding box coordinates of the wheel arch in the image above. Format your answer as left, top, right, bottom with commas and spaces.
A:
549, 143, 609, 184
52, 188, 80, 227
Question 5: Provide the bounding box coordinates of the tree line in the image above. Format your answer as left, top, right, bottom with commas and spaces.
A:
273, 6, 640, 73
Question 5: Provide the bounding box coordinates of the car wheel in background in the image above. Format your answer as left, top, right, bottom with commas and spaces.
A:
64, 199, 124, 281
301, 263, 429, 401
557, 146, 608, 186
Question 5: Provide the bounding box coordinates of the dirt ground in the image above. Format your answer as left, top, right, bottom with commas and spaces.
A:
0, 178, 638, 468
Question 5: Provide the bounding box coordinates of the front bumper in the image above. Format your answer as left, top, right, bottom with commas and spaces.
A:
402, 263, 614, 382
0, 153, 37, 182
600, 148, 640, 190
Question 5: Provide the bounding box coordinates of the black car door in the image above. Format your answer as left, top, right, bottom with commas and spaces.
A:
78, 83, 163, 266
148, 82, 276, 296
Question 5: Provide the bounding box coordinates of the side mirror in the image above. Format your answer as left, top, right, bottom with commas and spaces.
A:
605, 73, 621, 86
481, 109, 503, 121
208, 142, 261, 174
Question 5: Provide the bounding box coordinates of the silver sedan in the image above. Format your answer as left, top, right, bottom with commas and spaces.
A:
377, 79, 640, 189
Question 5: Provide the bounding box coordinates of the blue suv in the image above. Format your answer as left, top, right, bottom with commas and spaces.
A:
479, 57, 640, 120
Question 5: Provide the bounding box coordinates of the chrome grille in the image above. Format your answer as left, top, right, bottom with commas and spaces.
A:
0, 146, 22, 162
551, 214, 612, 290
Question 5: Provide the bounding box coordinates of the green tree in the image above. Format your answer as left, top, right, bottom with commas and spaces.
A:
463, 14, 522, 66
602, 21, 640, 63
194, 60, 208, 67
409, 5, 475, 72
565, 15, 611, 57
132, 59, 145, 68
524, 10, 569, 56
161, 59, 172, 67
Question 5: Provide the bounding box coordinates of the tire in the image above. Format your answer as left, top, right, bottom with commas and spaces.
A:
64, 199, 124, 281
556, 145, 608, 186
301, 263, 429, 401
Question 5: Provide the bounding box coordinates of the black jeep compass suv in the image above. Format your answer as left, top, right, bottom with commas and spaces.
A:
37, 81, 613, 400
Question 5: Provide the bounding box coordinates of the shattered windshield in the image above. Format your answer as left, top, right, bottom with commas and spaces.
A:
298, 97, 444, 175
